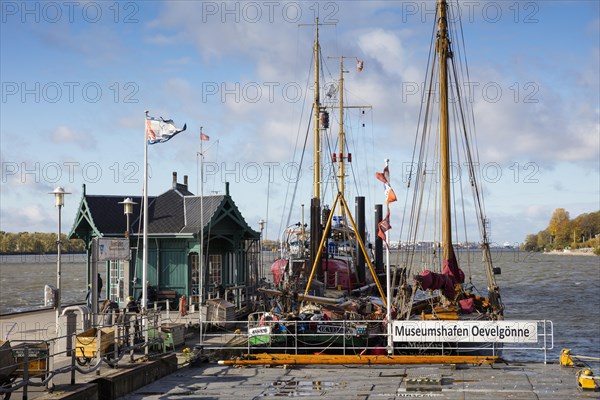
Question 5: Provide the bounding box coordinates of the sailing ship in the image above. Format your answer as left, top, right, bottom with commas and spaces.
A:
391, 0, 504, 355
268, 18, 384, 297
254, 0, 505, 357
256, 19, 389, 352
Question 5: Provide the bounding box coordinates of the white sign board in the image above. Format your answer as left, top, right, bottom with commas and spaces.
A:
249, 326, 271, 337
98, 238, 130, 261
392, 320, 538, 343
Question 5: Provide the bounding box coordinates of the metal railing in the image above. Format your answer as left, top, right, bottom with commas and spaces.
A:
0, 316, 555, 397
0, 310, 173, 399
198, 318, 554, 363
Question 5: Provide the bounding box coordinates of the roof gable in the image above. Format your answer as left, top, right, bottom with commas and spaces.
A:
69, 192, 146, 239
181, 195, 225, 233
68, 182, 258, 240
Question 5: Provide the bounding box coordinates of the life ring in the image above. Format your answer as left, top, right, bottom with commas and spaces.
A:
259, 313, 278, 326
179, 295, 187, 316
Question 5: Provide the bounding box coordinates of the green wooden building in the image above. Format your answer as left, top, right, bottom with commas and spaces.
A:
68, 172, 261, 312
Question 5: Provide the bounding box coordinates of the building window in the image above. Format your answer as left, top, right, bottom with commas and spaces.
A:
189, 253, 199, 292
209, 254, 222, 286
109, 260, 124, 303
208, 254, 222, 299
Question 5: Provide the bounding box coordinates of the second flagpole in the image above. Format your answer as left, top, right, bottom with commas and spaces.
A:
199, 127, 205, 346
142, 111, 150, 354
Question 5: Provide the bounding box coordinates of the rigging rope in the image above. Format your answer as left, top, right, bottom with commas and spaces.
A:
279, 46, 314, 238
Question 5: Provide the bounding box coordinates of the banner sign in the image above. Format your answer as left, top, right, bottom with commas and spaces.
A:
249, 326, 271, 337
392, 320, 538, 343
98, 238, 130, 261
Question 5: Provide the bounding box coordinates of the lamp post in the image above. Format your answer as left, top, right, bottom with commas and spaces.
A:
258, 219, 266, 281
49, 186, 70, 332
118, 198, 137, 237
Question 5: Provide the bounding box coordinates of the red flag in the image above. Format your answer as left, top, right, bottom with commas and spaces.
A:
376, 165, 397, 204
200, 132, 210, 141
385, 185, 397, 203
378, 213, 391, 244
376, 161, 396, 248
357, 60, 364, 72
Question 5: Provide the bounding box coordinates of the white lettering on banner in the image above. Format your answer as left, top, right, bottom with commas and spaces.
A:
392, 320, 538, 343
249, 326, 271, 337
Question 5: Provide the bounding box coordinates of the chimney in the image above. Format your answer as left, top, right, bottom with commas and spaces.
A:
172, 172, 177, 188
183, 175, 188, 189
226, 181, 230, 196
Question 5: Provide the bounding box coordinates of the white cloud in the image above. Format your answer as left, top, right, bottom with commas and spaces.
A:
357, 29, 406, 77
165, 57, 192, 65
1, 0, 597, 242
51, 126, 96, 149
0, 204, 51, 233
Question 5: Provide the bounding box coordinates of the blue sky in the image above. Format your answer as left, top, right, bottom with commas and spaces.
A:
1, 0, 598, 245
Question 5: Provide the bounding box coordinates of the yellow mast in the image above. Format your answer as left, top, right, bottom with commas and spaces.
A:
437, 0, 454, 264
337, 57, 345, 217
313, 17, 321, 199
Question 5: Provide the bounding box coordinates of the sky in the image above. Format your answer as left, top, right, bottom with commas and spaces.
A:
1, 0, 598, 246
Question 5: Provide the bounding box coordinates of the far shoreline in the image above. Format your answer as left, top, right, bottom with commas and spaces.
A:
543, 249, 598, 256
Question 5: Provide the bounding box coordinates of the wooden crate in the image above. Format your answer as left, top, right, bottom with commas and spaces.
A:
160, 323, 185, 347
207, 298, 235, 328
12, 342, 48, 377
75, 327, 115, 359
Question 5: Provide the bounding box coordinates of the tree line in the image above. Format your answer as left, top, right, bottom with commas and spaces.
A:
521, 209, 600, 254
0, 231, 86, 254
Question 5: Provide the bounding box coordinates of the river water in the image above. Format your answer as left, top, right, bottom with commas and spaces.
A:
1, 250, 598, 363
0, 253, 104, 315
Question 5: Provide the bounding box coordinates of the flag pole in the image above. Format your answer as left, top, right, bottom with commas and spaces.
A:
199, 127, 205, 346
384, 159, 393, 355
142, 111, 150, 354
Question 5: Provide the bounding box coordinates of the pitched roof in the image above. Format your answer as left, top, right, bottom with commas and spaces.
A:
181, 195, 226, 233
69, 182, 259, 240
70, 194, 147, 238
130, 186, 193, 235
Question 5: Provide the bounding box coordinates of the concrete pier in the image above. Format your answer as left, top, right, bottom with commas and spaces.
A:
118, 362, 598, 399
2, 309, 598, 399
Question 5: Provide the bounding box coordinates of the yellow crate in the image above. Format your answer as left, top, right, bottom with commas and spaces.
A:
75, 327, 115, 359
12, 342, 48, 377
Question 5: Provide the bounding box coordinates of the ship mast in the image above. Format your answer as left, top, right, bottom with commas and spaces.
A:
337, 57, 345, 217
308, 17, 326, 282
313, 17, 321, 199
437, 0, 455, 266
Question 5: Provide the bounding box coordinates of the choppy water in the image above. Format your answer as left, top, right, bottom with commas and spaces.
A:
1, 250, 598, 363
0, 253, 104, 315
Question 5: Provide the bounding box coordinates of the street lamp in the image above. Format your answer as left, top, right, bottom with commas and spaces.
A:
258, 219, 266, 281
118, 197, 137, 237
49, 186, 70, 331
